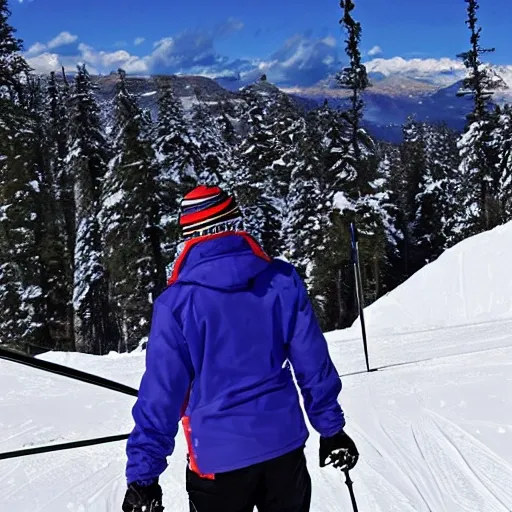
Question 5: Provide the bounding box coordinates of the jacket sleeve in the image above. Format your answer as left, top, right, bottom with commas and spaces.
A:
287, 268, 345, 438
126, 297, 193, 485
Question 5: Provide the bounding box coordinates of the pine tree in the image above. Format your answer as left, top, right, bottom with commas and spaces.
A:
216, 100, 242, 148
313, 0, 387, 328
456, 0, 498, 123
397, 117, 427, 276
0, 89, 43, 346
66, 64, 119, 354
374, 143, 404, 290
283, 113, 322, 279
0, 2, 45, 348
45, 69, 75, 349
26, 75, 72, 350
188, 101, 235, 188
454, 0, 507, 238
413, 124, 460, 265
235, 80, 305, 256
103, 69, 166, 352
47, 68, 74, 254
495, 105, 512, 220
338, 0, 371, 170
235, 89, 275, 252
454, 111, 502, 238
153, 80, 195, 259
0, 0, 31, 103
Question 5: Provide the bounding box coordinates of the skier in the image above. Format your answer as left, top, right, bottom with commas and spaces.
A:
122, 185, 359, 512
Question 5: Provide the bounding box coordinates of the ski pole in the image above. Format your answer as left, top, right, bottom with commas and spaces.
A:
350, 222, 371, 372
343, 469, 359, 512
149, 500, 165, 512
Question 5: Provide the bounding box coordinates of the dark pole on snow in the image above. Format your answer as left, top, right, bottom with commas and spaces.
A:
343, 469, 359, 512
0, 347, 139, 397
0, 347, 138, 461
350, 222, 370, 372
0, 433, 130, 461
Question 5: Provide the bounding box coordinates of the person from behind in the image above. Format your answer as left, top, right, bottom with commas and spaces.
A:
122, 185, 359, 512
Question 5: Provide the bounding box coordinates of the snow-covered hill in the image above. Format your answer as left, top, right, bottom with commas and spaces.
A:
1, 223, 512, 511
346, 221, 512, 336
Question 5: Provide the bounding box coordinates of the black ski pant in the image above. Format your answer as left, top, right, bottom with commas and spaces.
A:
186, 446, 312, 512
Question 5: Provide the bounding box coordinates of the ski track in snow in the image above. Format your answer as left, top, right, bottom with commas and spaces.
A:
1, 318, 511, 511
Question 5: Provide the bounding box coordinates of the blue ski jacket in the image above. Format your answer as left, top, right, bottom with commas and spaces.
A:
126, 232, 345, 484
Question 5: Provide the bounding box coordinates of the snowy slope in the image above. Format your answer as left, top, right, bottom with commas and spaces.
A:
1, 323, 511, 512
349, 221, 512, 335
1, 222, 512, 511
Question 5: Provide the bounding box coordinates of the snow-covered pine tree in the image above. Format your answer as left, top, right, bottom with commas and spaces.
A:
373, 142, 403, 290
0, 0, 31, 103
66, 64, 119, 354
23, 75, 73, 350
44, 69, 75, 349
454, 0, 506, 238
296, 103, 356, 330
494, 105, 512, 220
455, 105, 512, 236
283, 112, 321, 280
454, 111, 501, 239
338, 0, 371, 176
188, 99, 235, 188
0, 3, 46, 348
216, 100, 242, 148
412, 123, 460, 267
235, 78, 309, 257
215, 100, 245, 193
337, 0, 387, 306
305, 0, 386, 330
397, 117, 427, 276
47, 68, 75, 258
0, 86, 43, 347
153, 79, 196, 258
456, 0, 500, 122
385, 119, 460, 280
103, 69, 166, 352
234, 81, 286, 256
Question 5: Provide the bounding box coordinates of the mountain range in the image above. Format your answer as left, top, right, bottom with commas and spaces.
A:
216, 63, 512, 141
92, 63, 512, 144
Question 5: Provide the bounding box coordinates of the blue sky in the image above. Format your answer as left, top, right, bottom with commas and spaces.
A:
9, 0, 512, 87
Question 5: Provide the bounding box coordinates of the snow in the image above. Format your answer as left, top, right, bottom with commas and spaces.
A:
334, 191, 353, 213
1, 223, 512, 511
28, 180, 40, 193
344, 221, 512, 336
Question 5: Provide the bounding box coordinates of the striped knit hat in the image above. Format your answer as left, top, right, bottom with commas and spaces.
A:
179, 185, 244, 240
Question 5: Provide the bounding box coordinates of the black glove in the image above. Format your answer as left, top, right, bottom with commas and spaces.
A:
319, 430, 359, 470
122, 481, 164, 512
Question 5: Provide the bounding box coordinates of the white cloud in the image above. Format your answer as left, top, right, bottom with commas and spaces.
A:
77, 43, 149, 74
48, 31, 78, 49
24, 31, 79, 59
368, 45, 382, 57
25, 52, 65, 74
321, 35, 337, 48
24, 29, 340, 87
23, 19, 248, 77
243, 33, 340, 87
26, 51, 99, 76
365, 56, 465, 77
26, 25, 512, 91
26, 42, 47, 56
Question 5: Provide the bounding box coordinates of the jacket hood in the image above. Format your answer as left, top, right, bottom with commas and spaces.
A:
171, 233, 271, 291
